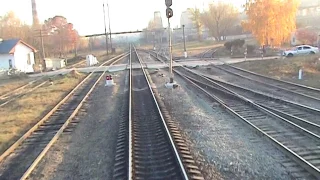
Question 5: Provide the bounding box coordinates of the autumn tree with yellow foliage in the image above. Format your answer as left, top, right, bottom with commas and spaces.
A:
242, 0, 300, 46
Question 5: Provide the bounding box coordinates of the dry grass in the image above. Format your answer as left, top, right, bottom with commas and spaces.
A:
0, 78, 34, 95
0, 71, 86, 154
172, 41, 223, 57
234, 55, 320, 88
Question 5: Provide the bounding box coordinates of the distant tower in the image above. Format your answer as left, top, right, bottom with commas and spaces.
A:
31, 0, 39, 26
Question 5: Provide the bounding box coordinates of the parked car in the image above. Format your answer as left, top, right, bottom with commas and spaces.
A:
283, 45, 319, 57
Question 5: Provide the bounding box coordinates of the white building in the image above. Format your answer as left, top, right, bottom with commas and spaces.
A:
180, 9, 194, 29
86, 55, 98, 66
153, 11, 163, 29
44, 58, 66, 70
0, 39, 37, 73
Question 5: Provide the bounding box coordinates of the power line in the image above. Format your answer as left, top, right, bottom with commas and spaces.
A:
83, 28, 184, 38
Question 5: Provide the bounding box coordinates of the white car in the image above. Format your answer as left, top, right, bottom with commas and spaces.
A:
283, 45, 319, 57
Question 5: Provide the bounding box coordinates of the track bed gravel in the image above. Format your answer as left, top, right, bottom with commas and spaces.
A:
195, 66, 320, 110
148, 68, 298, 179
28, 71, 127, 180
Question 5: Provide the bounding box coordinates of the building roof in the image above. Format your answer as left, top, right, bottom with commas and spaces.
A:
0, 39, 37, 54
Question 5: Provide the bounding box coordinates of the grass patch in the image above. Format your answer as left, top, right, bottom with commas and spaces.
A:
234, 55, 320, 88
0, 78, 35, 95
0, 72, 86, 154
172, 40, 223, 57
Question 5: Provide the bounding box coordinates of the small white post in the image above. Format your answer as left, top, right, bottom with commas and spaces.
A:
244, 47, 247, 61
298, 69, 303, 80
184, 51, 188, 58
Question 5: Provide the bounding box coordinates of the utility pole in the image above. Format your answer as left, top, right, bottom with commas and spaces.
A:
107, 1, 113, 53
103, 2, 109, 55
34, 29, 46, 64
182, 24, 187, 58
40, 29, 45, 60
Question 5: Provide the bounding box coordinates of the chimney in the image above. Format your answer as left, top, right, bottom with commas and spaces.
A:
31, 0, 40, 26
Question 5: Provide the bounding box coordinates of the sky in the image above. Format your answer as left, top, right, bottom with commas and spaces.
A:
0, 0, 245, 36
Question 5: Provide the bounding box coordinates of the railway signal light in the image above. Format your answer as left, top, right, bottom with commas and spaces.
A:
165, 0, 172, 7
166, 8, 173, 18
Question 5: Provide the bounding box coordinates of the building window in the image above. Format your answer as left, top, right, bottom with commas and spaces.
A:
9, 59, 12, 69
27, 54, 31, 65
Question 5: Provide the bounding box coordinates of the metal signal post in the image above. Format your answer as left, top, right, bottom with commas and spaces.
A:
167, 18, 173, 83
166, 0, 174, 83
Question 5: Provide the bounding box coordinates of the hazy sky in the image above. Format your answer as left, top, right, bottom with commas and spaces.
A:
0, 0, 245, 36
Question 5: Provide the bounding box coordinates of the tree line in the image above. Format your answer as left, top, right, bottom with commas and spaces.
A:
143, 0, 312, 47
0, 11, 104, 61
189, 0, 303, 46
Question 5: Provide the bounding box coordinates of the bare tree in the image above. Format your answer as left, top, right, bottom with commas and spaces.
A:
190, 8, 203, 41
201, 3, 239, 41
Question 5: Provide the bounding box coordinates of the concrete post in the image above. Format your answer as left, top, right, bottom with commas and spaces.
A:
182, 25, 187, 58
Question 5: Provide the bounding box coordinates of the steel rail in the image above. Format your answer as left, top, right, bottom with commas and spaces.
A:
198, 71, 320, 114
0, 80, 48, 107
180, 68, 320, 131
0, 79, 38, 100
200, 48, 217, 59
128, 45, 133, 180
215, 64, 320, 103
176, 68, 320, 142
0, 52, 127, 108
147, 49, 320, 178
227, 63, 320, 93
19, 53, 128, 179
174, 70, 320, 178
0, 54, 127, 179
131, 46, 189, 180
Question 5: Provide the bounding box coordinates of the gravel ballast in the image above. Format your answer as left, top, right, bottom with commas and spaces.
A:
192, 66, 320, 110
148, 67, 299, 179
29, 71, 127, 180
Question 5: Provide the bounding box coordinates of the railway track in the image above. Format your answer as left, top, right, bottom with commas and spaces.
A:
147, 50, 320, 179
67, 59, 86, 69
215, 64, 320, 106
179, 67, 320, 133
0, 53, 127, 180
200, 49, 216, 59
0, 78, 48, 107
174, 68, 320, 179
0, 53, 128, 109
112, 46, 204, 180
0, 79, 38, 100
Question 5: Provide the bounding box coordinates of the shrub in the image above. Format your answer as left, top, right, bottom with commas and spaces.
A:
233, 39, 245, 48
224, 39, 245, 51
246, 45, 256, 54
224, 41, 232, 51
